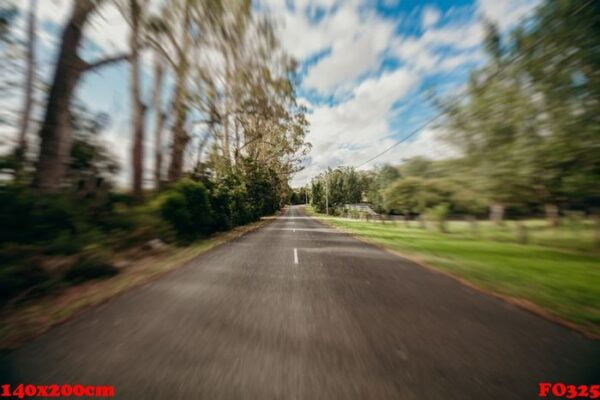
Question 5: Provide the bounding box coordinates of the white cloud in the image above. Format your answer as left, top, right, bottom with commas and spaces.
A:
14, 0, 130, 55
85, 2, 130, 54
265, 0, 394, 93
437, 48, 484, 72
422, 6, 441, 29
289, 0, 541, 186
303, 17, 393, 92
391, 12, 486, 75
291, 68, 420, 185
291, 126, 453, 186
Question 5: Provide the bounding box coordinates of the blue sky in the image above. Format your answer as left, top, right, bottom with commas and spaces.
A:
4, 0, 540, 187
261, 0, 539, 185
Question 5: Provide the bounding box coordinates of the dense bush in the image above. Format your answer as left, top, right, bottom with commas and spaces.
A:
0, 183, 170, 304
208, 174, 253, 231
64, 250, 118, 284
1, 159, 285, 303
160, 165, 284, 240
425, 204, 450, 232
0, 186, 80, 245
160, 179, 214, 240
0, 261, 52, 303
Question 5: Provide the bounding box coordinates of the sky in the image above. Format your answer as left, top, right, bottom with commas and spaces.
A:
3, 0, 540, 188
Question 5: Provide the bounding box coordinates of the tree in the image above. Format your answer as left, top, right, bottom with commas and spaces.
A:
33, 0, 129, 192
150, 50, 166, 189
362, 164, 399, 212
15, 0, 37, 175
440, 0, 600, 225
128, 0, 146, 199
399, 157, 434, 178
166, 0, 193, 182
383, 177, 429, 215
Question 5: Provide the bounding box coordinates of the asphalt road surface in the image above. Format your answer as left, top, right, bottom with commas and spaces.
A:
1, 205, 598, 399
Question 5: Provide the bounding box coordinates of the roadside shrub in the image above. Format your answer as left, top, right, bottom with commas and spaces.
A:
425, 204, 450, 232
209, 175, 251, 231
0, 262, 52, 303
0, 186, 82, 244
63, 250, 118, 284
160, 179, 214, 240
45, 229, 107, 256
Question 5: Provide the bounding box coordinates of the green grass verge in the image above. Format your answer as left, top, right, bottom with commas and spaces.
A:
0, 218, 272, 349
306, 207, 600, 338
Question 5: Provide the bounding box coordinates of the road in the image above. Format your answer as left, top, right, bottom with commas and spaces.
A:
1, 205, 598, 399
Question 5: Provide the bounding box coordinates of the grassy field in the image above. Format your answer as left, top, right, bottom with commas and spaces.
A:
306, 207, 600, 337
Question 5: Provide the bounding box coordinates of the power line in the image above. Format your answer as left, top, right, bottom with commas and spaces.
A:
355, 112, 444, 169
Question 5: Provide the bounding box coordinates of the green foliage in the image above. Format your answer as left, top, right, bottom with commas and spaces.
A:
425, 203, 450, 232
425, 203, 450, 221
383, 177, 447, 214
239, 158, 283, 218
160, 164, 284, 240
440, 0, 600, 212
0, 185, 81, 245
209, 173, 253, 231
310, 166, 365, 214
0, 182, 171, 303
64, 250, 118, 284
160, 179, 213, 240
0, 261, 51, 303
398, 157, 434, 178
289, 187, 308, 205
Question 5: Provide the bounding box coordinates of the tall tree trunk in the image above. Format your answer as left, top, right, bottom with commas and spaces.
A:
223, 111, 230, 164
234, 117, 240, 164
15, 0, 37, 175
33, 0, 128, 192
222, 67, 231, 165
129, 0, 144, 199
167, 0, 191, 182
151, 52, 165, 190
167, 84, 188, 182
33, 1, 96, 192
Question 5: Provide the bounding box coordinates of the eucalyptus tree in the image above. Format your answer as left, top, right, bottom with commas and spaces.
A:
150, 49, 166, 189
34, 0, 130, 192
126, 0, 146, 199
440, 0, 599, 224
15, 0, 37, 174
